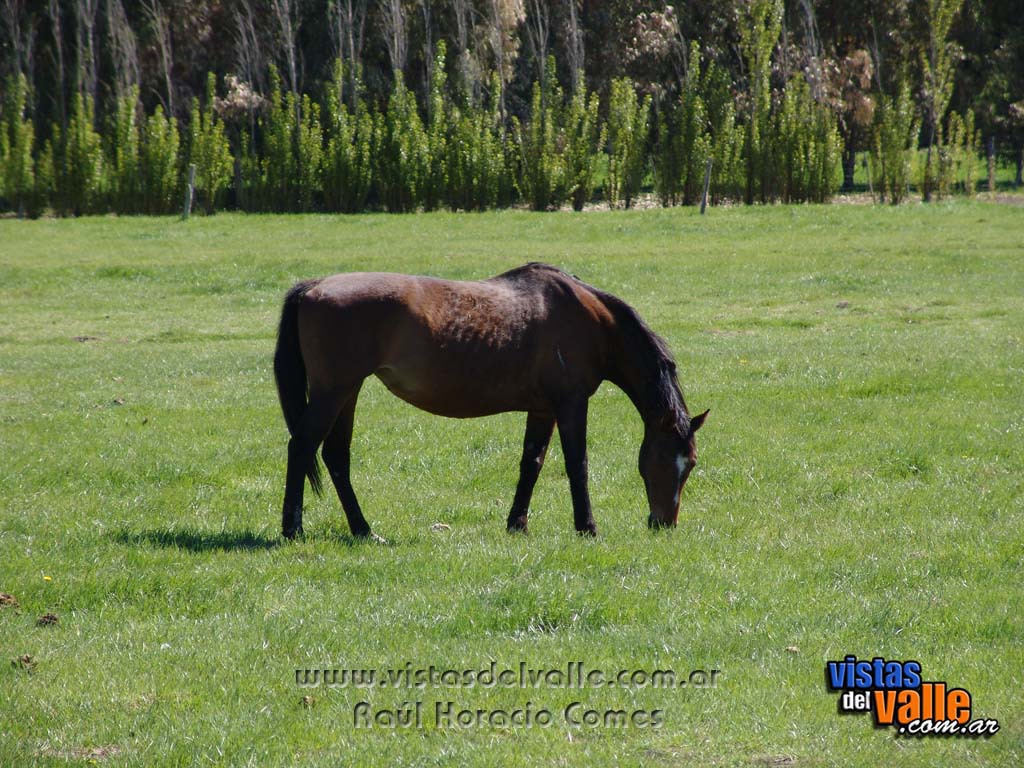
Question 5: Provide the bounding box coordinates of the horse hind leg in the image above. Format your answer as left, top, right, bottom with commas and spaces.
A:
507, 412, 556, 533
281, 390, 347, 539
321, 386, 382, 541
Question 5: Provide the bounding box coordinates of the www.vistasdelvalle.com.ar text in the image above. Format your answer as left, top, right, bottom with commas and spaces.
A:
294, 661, 721, 691
294, 661, 722, 730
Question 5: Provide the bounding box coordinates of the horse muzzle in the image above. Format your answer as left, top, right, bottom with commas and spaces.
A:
647, 512, 678, 529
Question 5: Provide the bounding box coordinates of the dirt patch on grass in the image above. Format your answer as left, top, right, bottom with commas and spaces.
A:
40, 745, 123, 761
36, 612, 59, 626
831, 192, 875, 205
0, 592, 18, 608
989, 193, 1024, 206
12, 653, 36, 671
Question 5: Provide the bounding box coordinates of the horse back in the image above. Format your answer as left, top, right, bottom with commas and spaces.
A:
294, 266, 614, 416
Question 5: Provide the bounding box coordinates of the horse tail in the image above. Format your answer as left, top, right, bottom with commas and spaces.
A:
274, 279, 324, 497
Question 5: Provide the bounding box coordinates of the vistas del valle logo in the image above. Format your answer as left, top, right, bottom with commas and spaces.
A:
825, 656, 999, 737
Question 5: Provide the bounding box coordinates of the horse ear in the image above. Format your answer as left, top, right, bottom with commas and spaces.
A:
690, 409, 710, 433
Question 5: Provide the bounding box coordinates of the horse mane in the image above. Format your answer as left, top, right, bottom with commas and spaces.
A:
495, 263, 691, 434
585, 284, 691, 435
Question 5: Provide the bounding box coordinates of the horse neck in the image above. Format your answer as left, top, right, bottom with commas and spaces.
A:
605, 328, 682, 431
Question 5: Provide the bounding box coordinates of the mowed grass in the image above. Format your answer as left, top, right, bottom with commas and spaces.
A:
0, 203, 1022, 767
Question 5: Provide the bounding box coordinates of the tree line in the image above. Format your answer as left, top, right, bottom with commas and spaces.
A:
0, 0, 1021, 216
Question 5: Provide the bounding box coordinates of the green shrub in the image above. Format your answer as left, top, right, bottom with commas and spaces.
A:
34, 134, 56, 213
654, 45, 740, 207
606, 78, 650, 208
766, 76, 841, 203
255, 67, 298, 211
323, 60, 379, 213
187, 74, 233, 214
701, 57, 744, 203
446, 89, 510, 211
738, 0, 783, 204
680, 54, 713, 204
379, 71, 429, 212
54, 92, 105, 216
515, 57, 569, 211
141, 105, 181, 214
1, 73, 36, 216
422, 43, 449, 212
652, 99, 684, 207
947, 109, 980, 196
870, 83, 920, 204
238, 131, 263, 211
296, 93, 324, 211
108, 87, 142, 214
563, 72, 603, 211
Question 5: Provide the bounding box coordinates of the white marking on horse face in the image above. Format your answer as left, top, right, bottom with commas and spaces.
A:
670, 453, 688, 508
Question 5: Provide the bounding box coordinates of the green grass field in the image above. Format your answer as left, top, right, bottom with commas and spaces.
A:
1, 202, 1022, 766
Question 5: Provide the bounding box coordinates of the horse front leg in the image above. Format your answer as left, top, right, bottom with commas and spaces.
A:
556, 398, 597, 536
507, 412, 556, 533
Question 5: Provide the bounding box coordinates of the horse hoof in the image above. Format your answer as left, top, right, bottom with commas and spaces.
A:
282, 525, 304, 540
357, 531, 388, 545
576, 526, 598, 538
507, 516, 529, 534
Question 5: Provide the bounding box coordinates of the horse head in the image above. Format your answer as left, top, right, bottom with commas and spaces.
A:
640, 409, 709, 528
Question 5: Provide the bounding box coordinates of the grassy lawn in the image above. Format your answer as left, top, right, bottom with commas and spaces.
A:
1, 202, 1021, 766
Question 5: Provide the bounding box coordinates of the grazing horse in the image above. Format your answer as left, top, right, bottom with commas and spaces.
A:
273, 263, 707, 540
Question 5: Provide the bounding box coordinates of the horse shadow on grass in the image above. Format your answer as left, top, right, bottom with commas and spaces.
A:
112, 526, 382, 552
113, 527, 282, 553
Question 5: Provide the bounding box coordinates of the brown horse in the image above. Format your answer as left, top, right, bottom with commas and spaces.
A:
273, 263, 707, 540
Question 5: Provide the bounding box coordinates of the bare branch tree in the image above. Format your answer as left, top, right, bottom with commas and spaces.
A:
524, 0, 549, 86
73, 0, 100, 103
47, 0, 66, 131
271, 0, 301, 95
327, 0, 367, 106
234, 0, 266, 94
1, 0, 26, 78
142, 0, 173, 117
230, 0, 266, 156
452, 0, 487, 102
0, 0, 35, 100
380, 0, 408, 76
487, 0, 524, 118
106, 0, 140, 101
564, 0, 584, 92
488, 0, 505, 115
798, 0, 825, 99
452, 0, 477, 100
420, 0, 434, 100
24, 18, 35, 97
327, 0, 344, 59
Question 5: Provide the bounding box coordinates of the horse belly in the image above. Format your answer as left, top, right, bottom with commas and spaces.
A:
375, 353, 539, 418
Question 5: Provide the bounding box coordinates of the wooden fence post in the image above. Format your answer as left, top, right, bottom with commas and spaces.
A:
987, 137, 996, 195
182, 163, 196, 220
700, 158, 713, 215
